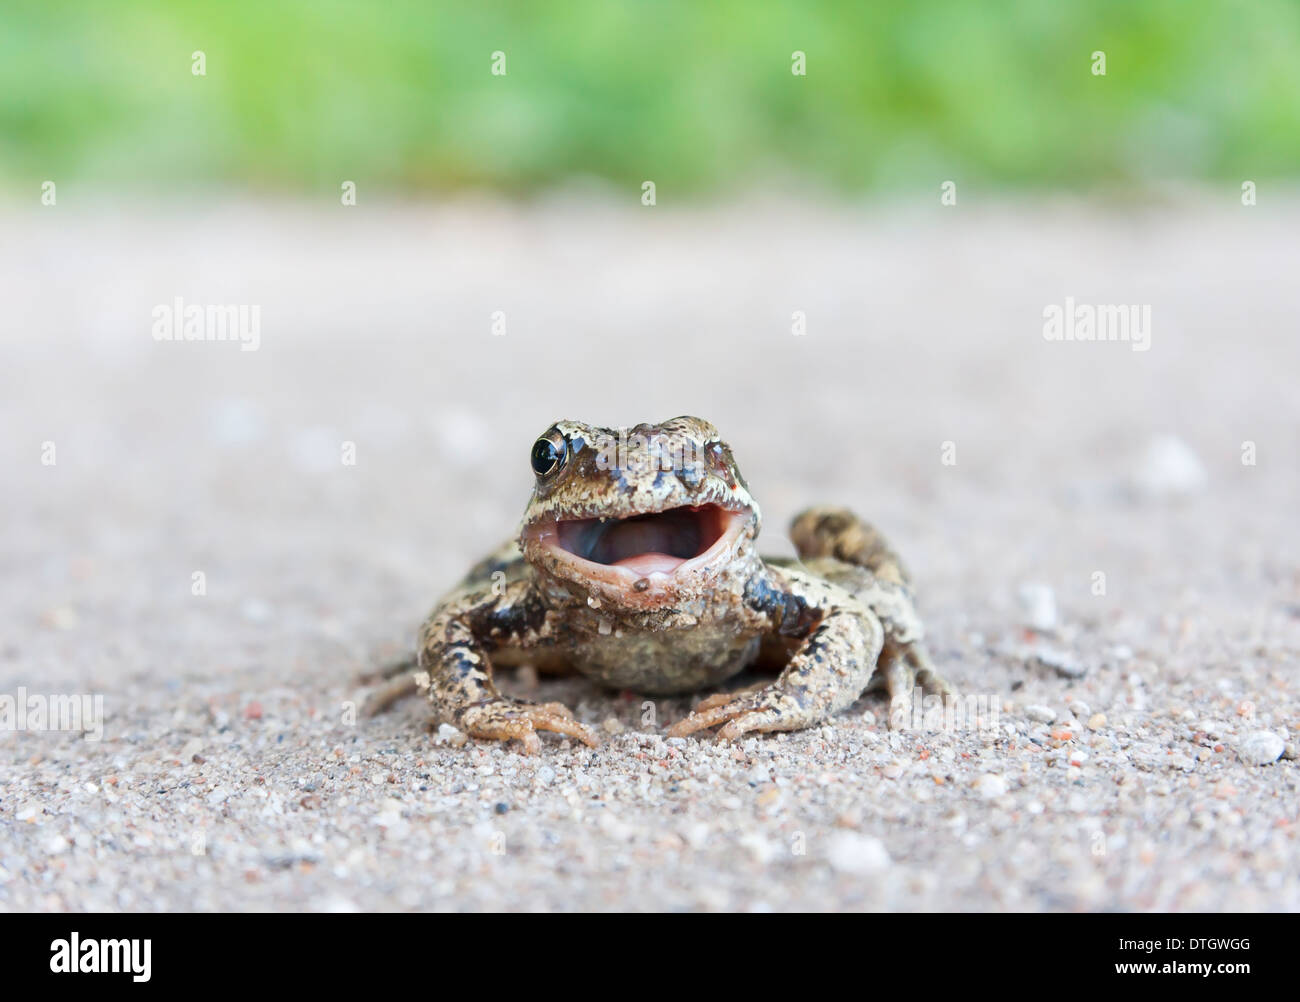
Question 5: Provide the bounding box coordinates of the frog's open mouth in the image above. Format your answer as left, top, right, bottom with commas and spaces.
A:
531, 504, 748, 582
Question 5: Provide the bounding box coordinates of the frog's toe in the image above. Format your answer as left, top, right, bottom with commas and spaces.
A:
915, 667, 953, 699
881, 654, 915, 730
689, 682, 769, 715
669, 685, 810, 740
880, 644, 955, 728
667, 694, 755, 737
457, 699, 600, 754
715, 696, 807, 741
906, 646, 955, 699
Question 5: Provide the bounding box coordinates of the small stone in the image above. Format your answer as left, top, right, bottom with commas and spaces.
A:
1068, 700, 1091, 719
973, 774, 1008, 799
601, 717, 624, 735
1283, 744, 1298, 761
206, 786, 229, 806
1087, 713, 1107, 731
434, 723, 468, 747
1030, 648, 1086, 679
42, 606, 79, 630
825, 832, 890, 875
1025, 705, 1057, 724
738, 833, 777, 864
1131, 435, 1208, 500
1237, 731, 1285, 765
1017, 584, 1058, 632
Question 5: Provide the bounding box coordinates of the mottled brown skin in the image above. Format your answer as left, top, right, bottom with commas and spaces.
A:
364, 416, 952, 753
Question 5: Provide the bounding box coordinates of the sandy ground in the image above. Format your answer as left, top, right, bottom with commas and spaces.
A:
1, 193, 1298, 912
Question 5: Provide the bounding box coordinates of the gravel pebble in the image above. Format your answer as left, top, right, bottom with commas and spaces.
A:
1132, 435, 1208, 499
1238, 731, 1285, 765
1030, 648, 1087, 679
1017, 584, 1058, 632
974, 774, 1009, 799
435, 724, 468, 747
825, 832, 891, 875
1025, 705, 1057, 724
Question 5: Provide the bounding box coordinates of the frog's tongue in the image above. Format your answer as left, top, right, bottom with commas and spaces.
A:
556, 505, 723, 576
609, 552, 691, 576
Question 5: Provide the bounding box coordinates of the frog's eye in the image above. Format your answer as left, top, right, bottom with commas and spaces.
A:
530, 429, 568, 479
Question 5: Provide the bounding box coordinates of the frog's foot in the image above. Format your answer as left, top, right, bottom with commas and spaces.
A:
668, 683, 817, 741
874, 643, 954, 730
359, 654, 419, 684
688, 682, 769, 715
455, 698, 600, 755
361, 671, 422, 717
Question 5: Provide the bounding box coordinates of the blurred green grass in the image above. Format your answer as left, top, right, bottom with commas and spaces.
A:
2, 0, 1298, 195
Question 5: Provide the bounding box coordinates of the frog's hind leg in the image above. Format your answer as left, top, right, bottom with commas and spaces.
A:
791, 506, 954, 725
790, 506, 909, 585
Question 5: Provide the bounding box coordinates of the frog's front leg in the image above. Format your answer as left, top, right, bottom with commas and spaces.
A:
668, 568, 884, 741
421, 579, 599, 754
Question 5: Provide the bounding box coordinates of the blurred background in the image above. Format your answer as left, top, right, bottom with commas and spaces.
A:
2, 2, 1299, 911
4, 0, 1300, 195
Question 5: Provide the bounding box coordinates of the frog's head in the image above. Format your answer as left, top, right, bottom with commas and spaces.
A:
520, 416, 761, 611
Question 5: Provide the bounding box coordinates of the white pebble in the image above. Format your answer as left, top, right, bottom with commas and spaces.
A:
739, 833, 777, 864
1031, 648, 1086, 678
1131, 435, 1208, 500
435, 723, 468, 747
1017, 584, 1058, 632
1238, 731, 1285, 765
974, 774, 1008, 799
825, 832, 890, 875
1025, 705, 1057, 724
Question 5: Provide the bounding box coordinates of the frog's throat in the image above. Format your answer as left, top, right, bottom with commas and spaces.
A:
522, 503, 753, 596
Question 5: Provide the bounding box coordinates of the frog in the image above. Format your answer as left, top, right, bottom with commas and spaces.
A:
363, 416, 953, 753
